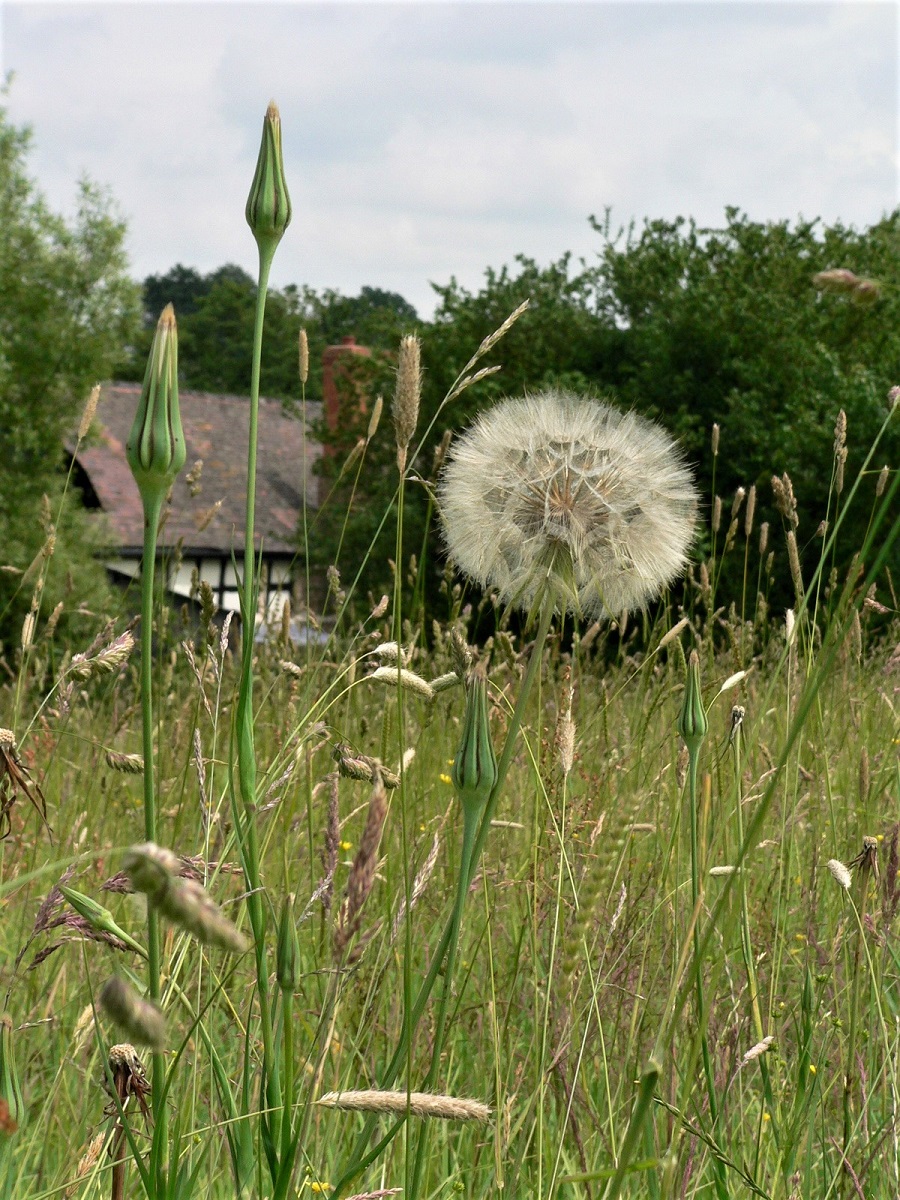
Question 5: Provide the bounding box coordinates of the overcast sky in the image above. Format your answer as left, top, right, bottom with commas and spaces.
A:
1, 1, 897, 317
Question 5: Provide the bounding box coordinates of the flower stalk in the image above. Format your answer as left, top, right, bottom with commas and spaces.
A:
677, 650, 728, 1200
125, 302, 185, 1189
235, 99, 291, 1187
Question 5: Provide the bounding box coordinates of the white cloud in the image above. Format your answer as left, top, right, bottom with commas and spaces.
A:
2, 2, 896, 317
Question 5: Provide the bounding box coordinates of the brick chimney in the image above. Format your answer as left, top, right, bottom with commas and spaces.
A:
322, 335, 372, 433
319, 335, 372, 507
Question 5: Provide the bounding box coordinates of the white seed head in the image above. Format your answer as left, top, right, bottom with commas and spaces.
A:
827, 858, 852, 890
438, 390, 698, 619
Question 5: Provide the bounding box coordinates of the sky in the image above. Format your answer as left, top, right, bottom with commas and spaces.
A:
1, 1, 897, 318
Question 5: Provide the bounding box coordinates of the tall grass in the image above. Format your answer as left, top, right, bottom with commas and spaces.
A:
1, 105, 899, 1200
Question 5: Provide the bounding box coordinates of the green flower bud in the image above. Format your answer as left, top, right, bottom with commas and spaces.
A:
451, 665, 497, 817
276, 895, 299, 992
678, 649, 708, 752
126, 304, 185, 506
245, 101, 292, 252
59, 885, 147, 957
0, 1014, 25, 1132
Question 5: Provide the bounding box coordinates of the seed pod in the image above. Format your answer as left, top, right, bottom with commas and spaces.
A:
59, 886, 147, 957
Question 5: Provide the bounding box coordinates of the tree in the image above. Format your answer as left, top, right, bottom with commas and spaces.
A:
591, 208, 900, 584
124, 269, 420, 402
0, 95, 142, 644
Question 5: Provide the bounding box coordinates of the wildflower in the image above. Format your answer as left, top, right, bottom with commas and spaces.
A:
0, 727, 48, 839
439, 390, 697, 619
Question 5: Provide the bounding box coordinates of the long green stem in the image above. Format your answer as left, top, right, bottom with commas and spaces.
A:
407, 802, 481, 1200
842, 853, 873, 1190
138, 490, 167, 1192
686, 746, 728, 1200
235, 247, 282, 1158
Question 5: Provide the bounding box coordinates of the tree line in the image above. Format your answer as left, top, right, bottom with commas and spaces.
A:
2, 93, 898, 642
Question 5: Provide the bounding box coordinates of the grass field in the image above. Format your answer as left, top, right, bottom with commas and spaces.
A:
1, 452, 898, 1200
2, 104, 899, 1200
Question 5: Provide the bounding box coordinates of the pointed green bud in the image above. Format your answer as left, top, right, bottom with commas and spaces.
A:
276, 895, 299, 992
451, 664, 497, 817
245, 101, 292, 252
0, 1014, 25, 1132
126, 304, 185, 507
678, 649, 708, 752
59, 885, 147, 957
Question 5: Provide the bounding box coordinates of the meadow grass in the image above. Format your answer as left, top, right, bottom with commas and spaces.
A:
1, 469, 898, 1200
1, 104, 899, 1200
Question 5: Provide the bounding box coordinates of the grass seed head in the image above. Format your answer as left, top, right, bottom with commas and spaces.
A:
439, 390, 698, 620
317, 1089, 490, 1122
77, 383, 101, 443
393, 333, 421, 473
99, 978, 166, 1050
827, 859, 852, 890
105, 752, 144, 774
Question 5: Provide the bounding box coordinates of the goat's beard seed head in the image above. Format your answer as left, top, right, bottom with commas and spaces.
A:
438, 390, 698, 619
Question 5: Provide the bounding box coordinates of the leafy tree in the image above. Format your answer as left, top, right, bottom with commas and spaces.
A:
0, 96, 141, 644
141, 261, 254, 323
125, 269, 419, 402
591, 208, 900, 587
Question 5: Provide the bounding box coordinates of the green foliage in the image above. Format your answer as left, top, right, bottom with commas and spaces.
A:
315, 211, 900, 616
0, 95, 141, 643
126, 267, 418, 404
592, 208, 900, 549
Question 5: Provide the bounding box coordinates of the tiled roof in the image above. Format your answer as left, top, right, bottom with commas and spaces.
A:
71, 383, 321, 556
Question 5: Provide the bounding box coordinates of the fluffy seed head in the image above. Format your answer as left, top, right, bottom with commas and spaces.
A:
439, 390, 698, 619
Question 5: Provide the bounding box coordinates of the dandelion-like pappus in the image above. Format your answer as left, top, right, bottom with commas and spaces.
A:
439, 389, 698, 618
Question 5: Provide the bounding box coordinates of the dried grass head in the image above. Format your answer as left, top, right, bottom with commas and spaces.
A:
0, 728, 48, 839
438, 390, 697, 619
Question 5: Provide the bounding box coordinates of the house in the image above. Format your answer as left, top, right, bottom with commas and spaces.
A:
69, 382, 323, 623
